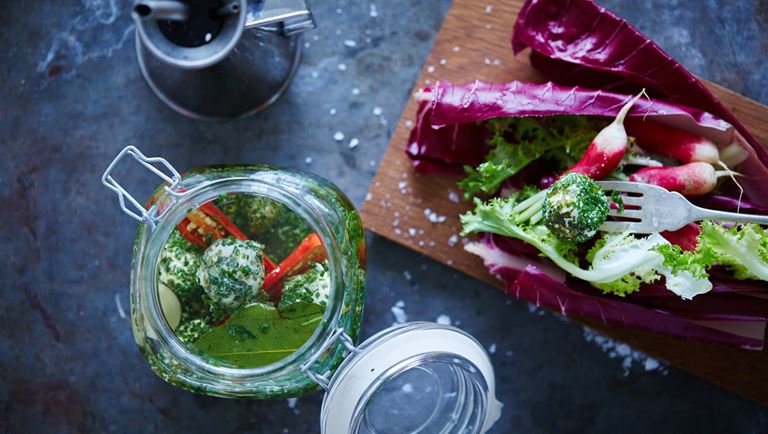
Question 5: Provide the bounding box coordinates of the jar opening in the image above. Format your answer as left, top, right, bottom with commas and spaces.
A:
141, 177, 347, 381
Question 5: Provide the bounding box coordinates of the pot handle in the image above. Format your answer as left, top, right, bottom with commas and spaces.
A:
245, 0, 315, 36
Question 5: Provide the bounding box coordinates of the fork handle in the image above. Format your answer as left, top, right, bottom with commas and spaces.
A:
691, 206, 768, 225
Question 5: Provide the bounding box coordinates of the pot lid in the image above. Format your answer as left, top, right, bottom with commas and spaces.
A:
319, 322, 502, 434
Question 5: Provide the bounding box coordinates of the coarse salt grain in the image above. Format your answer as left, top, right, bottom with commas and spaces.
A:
405, 120, 414, 128
348, 138, 360, 149
373, 106, 383, 116
329, 108, 337, 115
448, 234, 459, 246
344, 39, 356, 47
448, 191, 460, 203
352, 88, 360, 95
439, 58, 447, 65
304, 157, 312, 164
452, 46, 460, 52
338, 63, 347, 71
365, 192, 373, 201
390, 306, 407, 323
427, 65, 435, 73
403, 270, 412, 281
333, 131, 345, 141
369, 3, 378, 17
485, 5, 493, 13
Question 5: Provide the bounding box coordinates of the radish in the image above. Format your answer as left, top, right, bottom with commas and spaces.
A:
567, 90, 645, 179
628, 162, 737, 197
624, 118, 721, 164
624, 118, 745, 208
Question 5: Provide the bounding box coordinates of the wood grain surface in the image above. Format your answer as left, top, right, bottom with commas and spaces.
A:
360, 0, 768, 405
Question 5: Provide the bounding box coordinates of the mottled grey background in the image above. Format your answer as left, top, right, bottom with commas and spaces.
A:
1, 0, 767, 433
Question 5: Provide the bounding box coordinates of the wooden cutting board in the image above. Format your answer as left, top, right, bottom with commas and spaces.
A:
360, 0, 768, 405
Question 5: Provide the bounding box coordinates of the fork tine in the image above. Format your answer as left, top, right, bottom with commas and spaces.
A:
607, 209, 643, 218
599, 221, 635, 233
595, 181, 647, 194
617, 196, 643, 207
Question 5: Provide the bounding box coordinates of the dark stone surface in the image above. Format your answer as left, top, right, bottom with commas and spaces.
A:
1, 0, 767, 433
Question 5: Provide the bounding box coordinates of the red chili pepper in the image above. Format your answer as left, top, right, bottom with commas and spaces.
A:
198, 202, 248, 240
263, 233, 327, 296
177, 218, 208, 248
263, 255, 277, 273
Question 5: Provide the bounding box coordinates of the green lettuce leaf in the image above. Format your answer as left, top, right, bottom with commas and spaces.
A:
697, 221, 768, 281
459, 116, 599, 199
462, 196, 713, 298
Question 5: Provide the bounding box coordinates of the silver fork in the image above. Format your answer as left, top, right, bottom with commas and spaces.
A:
596, 181, 768, 234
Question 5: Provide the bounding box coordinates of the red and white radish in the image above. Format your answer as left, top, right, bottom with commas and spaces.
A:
624, 119, 745, 208
628, 162, 736, 197
567, 91, 645, 179
624, 118, 720, 164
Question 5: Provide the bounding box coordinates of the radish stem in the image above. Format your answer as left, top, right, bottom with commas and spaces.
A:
716, 161, 744, 213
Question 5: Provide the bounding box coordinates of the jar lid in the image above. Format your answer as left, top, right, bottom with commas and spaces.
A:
320, 322, 502, 434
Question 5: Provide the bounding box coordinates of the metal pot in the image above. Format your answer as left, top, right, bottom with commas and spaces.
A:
133, 0, 314, 120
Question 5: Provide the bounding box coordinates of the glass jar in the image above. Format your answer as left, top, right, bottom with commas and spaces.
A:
103, 147, 502, 433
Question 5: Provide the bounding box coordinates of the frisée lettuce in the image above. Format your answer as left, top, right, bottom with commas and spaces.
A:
461, 193, 712, 298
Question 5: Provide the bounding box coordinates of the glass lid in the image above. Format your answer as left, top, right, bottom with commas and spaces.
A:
320, 323, 502, 434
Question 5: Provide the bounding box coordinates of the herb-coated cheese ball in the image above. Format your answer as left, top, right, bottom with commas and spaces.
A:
278, 262, 331, 310
197, 238, 267, 311
158, 230, 203, 298
543, 172, 609, 243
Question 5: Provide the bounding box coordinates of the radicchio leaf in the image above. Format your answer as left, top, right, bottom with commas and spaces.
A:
509, 265, 764, 349
406, 98, 489, 174
635, 293, 768, 322
408, 80, 736, 175
409, 80, 768, 205
511, 0, 767, 164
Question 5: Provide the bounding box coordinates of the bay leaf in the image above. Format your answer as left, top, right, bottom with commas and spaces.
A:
194, 302, 324, 368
